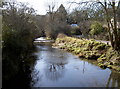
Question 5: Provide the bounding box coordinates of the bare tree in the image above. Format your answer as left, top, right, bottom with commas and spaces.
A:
70, 0, 120, 50
45, 3, 70, 39
97, 0, 120, 50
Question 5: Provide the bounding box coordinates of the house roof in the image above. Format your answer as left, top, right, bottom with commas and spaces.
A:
71, 24, 78, 27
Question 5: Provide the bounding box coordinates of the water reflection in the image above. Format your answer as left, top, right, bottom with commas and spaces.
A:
43, 48, 68, 81
45, 63, 65, 81
3, 49, 37, 88
43, 46, 68, 81
106, 71, 120, 87
31, 45, 120, 87
82, 61, 86, 74
31, 70, 43, 87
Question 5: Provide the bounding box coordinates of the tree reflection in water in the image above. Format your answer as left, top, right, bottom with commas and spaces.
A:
3, 51, 37, 88
44, 48, 68, 81
45, 63, 65, 81
31, 45, 69, 86
31, 69, 43, 87
31, 45, 120, 87
106, 71, 120, 87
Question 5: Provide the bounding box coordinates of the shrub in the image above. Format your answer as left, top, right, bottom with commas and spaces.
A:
89, 21, 103, 35
70, 26, 82, 35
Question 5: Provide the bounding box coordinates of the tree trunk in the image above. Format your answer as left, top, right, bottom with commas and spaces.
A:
98, 0, 120, 51
112, 1, 119, 50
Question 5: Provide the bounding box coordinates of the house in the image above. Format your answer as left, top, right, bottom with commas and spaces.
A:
110, 18, 120, 29
70, 24, 78, 27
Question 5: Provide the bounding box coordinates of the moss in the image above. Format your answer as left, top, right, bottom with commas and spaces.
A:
97, 54, 107, 63
46, 37, 52, 40
54, 36, 106, 60
107, 65, 113, 69
110, 57, 120, 65
97, 57, 107, 63
85, 51, 101, 60
92, 43, 106, 50
73, 47, 81, 54
98, 63, 107, 69
111, 66, 120, 71
78, 53, 86, 58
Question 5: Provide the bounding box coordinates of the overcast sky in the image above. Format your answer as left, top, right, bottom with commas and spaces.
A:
16, 0, 81, 15
5, 0, 120, 15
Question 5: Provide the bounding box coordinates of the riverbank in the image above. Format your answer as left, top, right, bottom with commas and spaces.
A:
53, 34, 120, 72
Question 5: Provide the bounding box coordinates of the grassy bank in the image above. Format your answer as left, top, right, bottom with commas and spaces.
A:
53, 34, 120, 72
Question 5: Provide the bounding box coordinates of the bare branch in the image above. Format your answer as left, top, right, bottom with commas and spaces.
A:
117, 0, 120, 10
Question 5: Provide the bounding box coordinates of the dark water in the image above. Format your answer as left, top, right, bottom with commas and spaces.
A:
31, 45, 120, 87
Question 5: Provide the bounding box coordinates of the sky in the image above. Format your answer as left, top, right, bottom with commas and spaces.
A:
4, 0, 120, 15
16, 0, 81, 15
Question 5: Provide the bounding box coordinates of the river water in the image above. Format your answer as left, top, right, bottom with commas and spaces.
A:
31, 45, 120, 87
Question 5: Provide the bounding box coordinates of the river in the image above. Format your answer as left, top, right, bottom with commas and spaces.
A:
31, 44, 120, 87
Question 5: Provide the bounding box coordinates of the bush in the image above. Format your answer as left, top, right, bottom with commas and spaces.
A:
89, 21, 103, 35
70, 26, 82, 35
2, 2, 38, 83
45, 21, 71, 39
